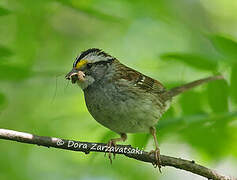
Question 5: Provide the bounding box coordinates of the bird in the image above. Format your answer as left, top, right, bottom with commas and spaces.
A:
65, 48, 223, 170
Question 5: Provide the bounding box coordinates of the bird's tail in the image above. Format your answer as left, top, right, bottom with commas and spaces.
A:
164, 75, 224, 99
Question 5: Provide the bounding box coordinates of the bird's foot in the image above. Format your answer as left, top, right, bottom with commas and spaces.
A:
104, 134, 127, 164
104, 139, 117, 164
148, 147, 162, 172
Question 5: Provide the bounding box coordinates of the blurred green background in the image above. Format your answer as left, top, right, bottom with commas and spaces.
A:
0, 0, 237, 179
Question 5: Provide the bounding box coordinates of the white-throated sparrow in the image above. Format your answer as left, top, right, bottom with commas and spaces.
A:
65, 48, 223, 169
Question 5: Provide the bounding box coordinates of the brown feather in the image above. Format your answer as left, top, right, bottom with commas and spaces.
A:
112, 60, 166, 94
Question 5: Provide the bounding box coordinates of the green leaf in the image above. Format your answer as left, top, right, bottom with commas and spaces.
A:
57, 0, 123, 22
159, 113, 207, 131
168, 112, 236, 158
210, 35, 237, 63
0, 65, 31, 81
230, 64, 237, 104
179, 91, 204, 115
160, 112, 236, 129
207, 79, 229, 113
0, 7, 10, 16
0, 93, 6, 110
160, 53, 218, 71
0, 46, 13, 58
180, 123, 229, 159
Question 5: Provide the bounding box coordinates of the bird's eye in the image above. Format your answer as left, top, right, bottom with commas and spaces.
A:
87, 63, 93, 69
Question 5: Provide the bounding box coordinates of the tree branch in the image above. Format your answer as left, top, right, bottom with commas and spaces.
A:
0, 128, 235, 180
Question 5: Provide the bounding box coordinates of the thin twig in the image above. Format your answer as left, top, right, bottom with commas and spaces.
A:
0, 128, 235, 180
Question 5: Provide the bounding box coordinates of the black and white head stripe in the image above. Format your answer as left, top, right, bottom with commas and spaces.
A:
73, 48, 115, 67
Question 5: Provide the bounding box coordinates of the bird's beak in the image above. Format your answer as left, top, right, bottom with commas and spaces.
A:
65, 69, 79, 84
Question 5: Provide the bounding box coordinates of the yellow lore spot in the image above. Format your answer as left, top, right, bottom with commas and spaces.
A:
75, 59, 88, 69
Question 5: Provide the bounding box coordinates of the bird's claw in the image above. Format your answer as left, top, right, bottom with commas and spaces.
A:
148, 148, 162, 173
104, 140, 117, 164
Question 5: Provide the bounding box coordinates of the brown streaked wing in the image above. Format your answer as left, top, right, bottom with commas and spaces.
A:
135, 74, 166, 94
114, 61, 166, 94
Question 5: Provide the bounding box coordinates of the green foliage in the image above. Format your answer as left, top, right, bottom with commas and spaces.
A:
0, 65, 31, 81
56, 0, 123, 22
160, 53, 218, 71
0, 46, 12, 58
0, 6, 10, 16
210, 35, 237, 63
230, 64, 237, 104
207, 79, 229, 113
179, 91, 204, 115
0, 0, 237, 179
132, 133, 150, 149
0, 92, 6, 110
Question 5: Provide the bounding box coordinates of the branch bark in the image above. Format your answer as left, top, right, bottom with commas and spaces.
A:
0, 128, 235, 180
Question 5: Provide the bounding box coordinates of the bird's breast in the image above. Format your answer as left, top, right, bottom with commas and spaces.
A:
83, 81, 169, 133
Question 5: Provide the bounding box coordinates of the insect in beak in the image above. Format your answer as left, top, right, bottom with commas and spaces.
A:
65, 69, 79, 84
65, 69, 86, 84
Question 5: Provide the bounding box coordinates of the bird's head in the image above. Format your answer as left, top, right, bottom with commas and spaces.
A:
65, 48, 115, 89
